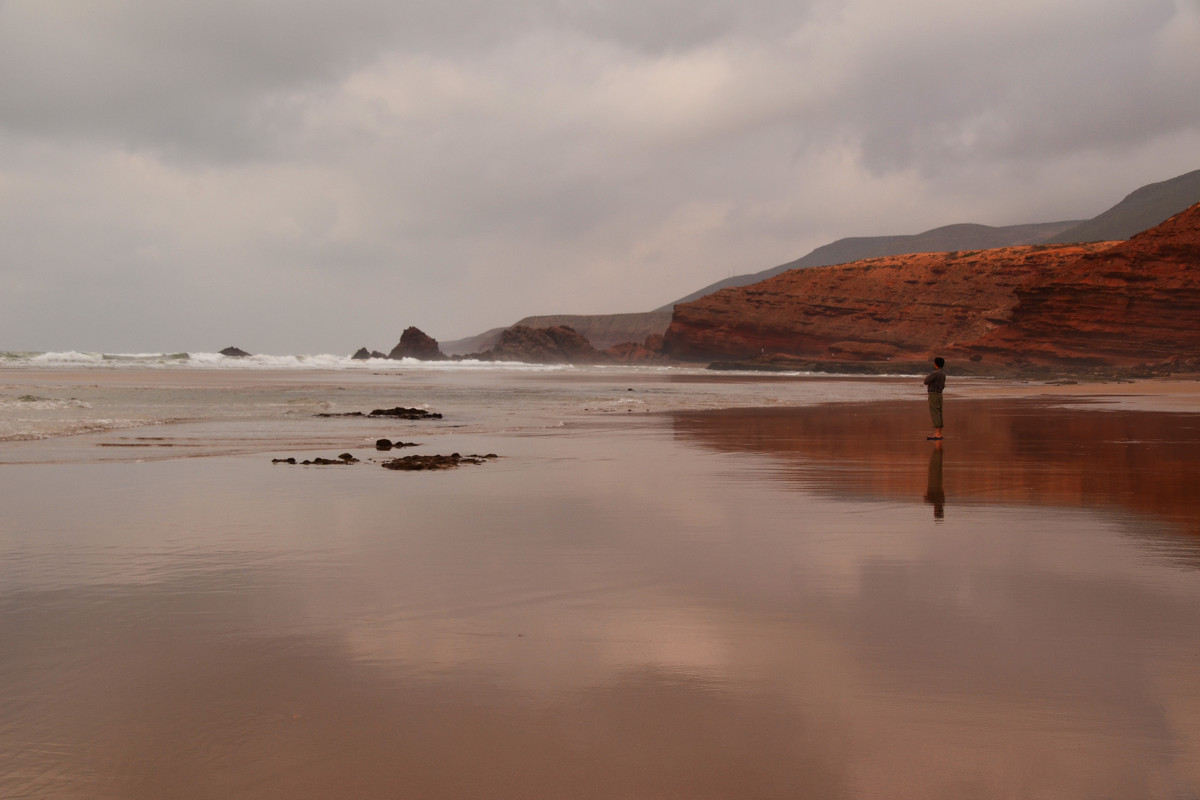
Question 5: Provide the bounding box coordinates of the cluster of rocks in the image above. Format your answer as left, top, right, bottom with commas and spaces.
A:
272, 453, 360, 466
275, 400, 497, 470
352, 324, 667, 366
272, 450, 497, 470
352, 327, 446, 361
375, 438, 418, 450
381, 453, 499, 471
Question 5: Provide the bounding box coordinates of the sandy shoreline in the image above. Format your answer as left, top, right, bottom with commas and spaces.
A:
2, 368, 1199, 798
931, 375, 1200, 413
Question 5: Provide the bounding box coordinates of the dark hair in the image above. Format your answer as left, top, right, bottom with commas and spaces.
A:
934, 357, 945, 368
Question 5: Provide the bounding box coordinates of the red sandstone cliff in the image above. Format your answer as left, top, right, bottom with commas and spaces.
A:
664, 203, 1200, 370
969, 203, 1200, 366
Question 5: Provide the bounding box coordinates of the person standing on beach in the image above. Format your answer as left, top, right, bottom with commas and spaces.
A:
924, 356, 946, 440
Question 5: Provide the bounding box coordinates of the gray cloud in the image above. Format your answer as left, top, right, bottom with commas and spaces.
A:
1, 0, 1197, 354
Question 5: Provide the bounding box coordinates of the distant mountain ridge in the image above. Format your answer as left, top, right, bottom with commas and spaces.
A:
660, 220, 1081, 309
1044, 168, 1200, 244
440, 167, 1200, 354
669, 167, 1200, 308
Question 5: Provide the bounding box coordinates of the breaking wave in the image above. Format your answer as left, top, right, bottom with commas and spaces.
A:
0, 350, 570, 372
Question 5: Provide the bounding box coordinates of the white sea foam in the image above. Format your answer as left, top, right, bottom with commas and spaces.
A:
0, 395, 92, 411
1, 350, 570, 372
0, 352, 922, 448
0, 416, 155, 442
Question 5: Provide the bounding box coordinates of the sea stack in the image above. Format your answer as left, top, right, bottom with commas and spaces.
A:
387, 327, 446, 361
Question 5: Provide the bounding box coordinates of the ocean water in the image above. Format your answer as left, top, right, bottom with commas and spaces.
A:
2, 358, 1199, 798
0, 350, 918, 450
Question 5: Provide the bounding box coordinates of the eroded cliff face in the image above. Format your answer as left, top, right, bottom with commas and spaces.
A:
970, 203, 1200, 366
664, 203, 1200, 370
663, 243, 1112, 363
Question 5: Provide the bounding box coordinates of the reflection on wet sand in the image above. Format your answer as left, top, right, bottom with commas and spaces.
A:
672, 397, 1200, 538
924, 441, 945, 520
4, 395, 1200, 798
0, 578, 844, 799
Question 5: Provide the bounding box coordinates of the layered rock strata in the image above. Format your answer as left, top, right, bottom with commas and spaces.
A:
972, 203, 1200, 366
663, 243, 1111, 363
664, 203, 1200, 370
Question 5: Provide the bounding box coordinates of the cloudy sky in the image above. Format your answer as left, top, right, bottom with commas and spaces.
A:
2, 0, 1198, 354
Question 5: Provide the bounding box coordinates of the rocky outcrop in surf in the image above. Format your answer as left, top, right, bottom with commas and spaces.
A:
456, 325, 668, 364
387, 327, 446, 360
460, 325, 605, 363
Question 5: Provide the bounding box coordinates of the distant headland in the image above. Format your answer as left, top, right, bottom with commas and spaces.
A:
343, 169, 1200, 379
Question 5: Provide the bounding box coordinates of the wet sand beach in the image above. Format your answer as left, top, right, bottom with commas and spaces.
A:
2, 369, 1199, 798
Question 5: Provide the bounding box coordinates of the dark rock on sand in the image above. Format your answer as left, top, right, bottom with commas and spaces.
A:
370, 406, 443, 419
272, 452, 360, 465
381, 453, 499, 471
220, 346, 251, 357
375, 439, 419, 450
388, 327, 446, 361
273, 450, 496, 470
315, 407, 442, 420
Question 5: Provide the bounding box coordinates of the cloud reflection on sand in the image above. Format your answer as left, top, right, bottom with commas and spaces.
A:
2, 395, 1200, 797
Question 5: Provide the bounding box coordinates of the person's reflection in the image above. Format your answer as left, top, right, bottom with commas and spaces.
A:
924, 440, 945, 520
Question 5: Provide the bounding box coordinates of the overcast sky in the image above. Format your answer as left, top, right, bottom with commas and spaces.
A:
2, 0, 1198, 354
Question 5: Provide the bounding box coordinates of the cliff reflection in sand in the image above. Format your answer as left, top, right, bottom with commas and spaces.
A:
672, 398, 1200, 539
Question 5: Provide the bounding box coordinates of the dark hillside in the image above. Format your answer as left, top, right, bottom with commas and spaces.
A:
1046, 168, 1200, 243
